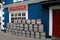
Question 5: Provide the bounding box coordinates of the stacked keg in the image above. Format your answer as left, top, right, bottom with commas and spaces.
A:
6, 19, 52, 40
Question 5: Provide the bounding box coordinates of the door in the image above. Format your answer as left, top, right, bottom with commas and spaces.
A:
53, 9, 60, 37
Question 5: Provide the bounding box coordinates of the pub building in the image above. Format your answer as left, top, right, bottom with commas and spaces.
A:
2, 0, 60, 38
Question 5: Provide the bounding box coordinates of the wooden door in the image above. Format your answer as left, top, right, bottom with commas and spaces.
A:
53, 9, 60, 37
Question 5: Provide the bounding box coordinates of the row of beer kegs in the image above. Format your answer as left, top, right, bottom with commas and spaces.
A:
11, 19, 42, 25
6, 19, 45, 39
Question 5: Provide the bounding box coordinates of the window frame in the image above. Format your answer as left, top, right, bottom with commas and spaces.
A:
13, 0, 23, 3
9, 10, 28, 23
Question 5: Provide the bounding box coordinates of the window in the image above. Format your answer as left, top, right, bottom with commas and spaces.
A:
18, 13, 21, 16
14, 0, 23, 3
11, 14, 14, 17
14, 13, 17, 16
22, 12, 25, 16
22, 17, 26, 20
9, 11, 28, 23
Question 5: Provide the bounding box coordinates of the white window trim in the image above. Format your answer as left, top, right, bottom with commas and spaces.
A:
26, 10, 28, 19
49, 5, 60, 36
9, 10, 28, 23
14, 0, 23, 3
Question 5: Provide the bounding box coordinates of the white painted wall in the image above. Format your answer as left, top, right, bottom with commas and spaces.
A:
14, 0, 23, 3
0, 3, 4, 30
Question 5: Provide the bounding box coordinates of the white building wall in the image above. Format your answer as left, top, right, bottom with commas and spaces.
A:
0, 3, 4, 30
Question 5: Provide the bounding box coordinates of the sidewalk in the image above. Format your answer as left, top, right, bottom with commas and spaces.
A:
0, 31, 25, 40
0, 31, 53, 40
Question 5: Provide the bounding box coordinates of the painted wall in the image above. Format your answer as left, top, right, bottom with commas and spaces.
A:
3, 0, 29, 5
24, 0, 29, 1
28, 3, 49, 36
3, 8, 9, 30
3, 0, 13, 5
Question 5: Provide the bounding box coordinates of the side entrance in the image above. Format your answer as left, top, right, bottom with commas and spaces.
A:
53, 9, 60, 37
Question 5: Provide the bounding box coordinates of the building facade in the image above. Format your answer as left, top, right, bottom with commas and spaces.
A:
2, 0, 60, 37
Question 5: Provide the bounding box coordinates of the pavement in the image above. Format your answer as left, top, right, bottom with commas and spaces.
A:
0, 31, 26, 40
0, 31, 40, 40
0, 31, 53, 40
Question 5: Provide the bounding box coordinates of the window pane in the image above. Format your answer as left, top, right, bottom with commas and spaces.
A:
22, 17, 26, 20
11, 18, 14, 23
18, 13, 21, 16
11, 18, 14, 20
11, 14, 14, 16
15, 14, 17, 16
22, 13, 25, 16
18, 17, 21, 19
14, 18, 17, 20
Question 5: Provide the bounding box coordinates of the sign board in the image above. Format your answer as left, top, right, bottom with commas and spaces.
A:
8, 4, 28, 12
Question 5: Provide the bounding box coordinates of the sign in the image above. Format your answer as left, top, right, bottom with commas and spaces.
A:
8, 4, 28, 12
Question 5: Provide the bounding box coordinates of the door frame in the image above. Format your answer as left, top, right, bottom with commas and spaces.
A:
49, 5, 60, 36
